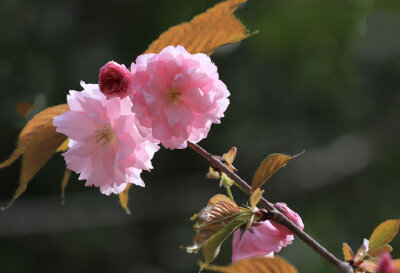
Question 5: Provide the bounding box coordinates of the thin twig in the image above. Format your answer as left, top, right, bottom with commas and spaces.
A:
188, 142, 353, 273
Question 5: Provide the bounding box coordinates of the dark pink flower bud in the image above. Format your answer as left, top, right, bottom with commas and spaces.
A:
99, 61, 131, 99
377, 253, 396, 273
271, 202, 304, 235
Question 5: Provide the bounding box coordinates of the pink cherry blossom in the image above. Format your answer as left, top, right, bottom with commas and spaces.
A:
99, 61, 131, 99
232, 220, 294, 262
53, 81, 159, 195
130, 45, 230, 149
232, 203, 303, 262
271, 202, 304, 235
377, 253, 396, 273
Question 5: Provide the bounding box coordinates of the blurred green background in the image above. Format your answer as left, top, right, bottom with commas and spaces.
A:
0, 0, 399, 272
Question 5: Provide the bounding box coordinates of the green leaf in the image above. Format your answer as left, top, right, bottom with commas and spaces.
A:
368, 219, 400, 254
249, 188, 263, 210
251, 152, 301, 191
204, 256, 299, 273
202, 212, 252, 265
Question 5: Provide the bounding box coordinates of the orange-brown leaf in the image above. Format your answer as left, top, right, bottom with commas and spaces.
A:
208, 194, 237, 206
16, 102, 34, 118
56, 138, 69, 153
119, 183, 132, 215
2, 122, 67, 209
0, 104, 69, 169
392, 259, 400, 272
368, 244, 393, 258
185, 195, 241, 253
369, 219, 400, 253
342, 243, 354, 261
251, 153, 301, 191
205, 256, 299, 273
145, 0, 251, 55
60, 168, 72, 205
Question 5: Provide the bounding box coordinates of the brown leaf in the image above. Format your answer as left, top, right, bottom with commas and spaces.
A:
119, 183, 132, 215
2, 122, 67, 209
145, 0, 251, 55
204, 256, 299, 273
56, 138, 69, 153
342, 243, 355, 261
223, 147, 237, 165
16, 102, 34, 118
0, 104, 69, 169
368, 219, 400, 254
60, 168, 72, 205
393, 259, 400, 271
185, 195, 241, 253
208, 194, 237, 206
251, 152, 302, 191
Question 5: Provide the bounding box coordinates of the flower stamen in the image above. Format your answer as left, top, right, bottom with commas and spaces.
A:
166, 89, 182, 103
95, 126, 115, 146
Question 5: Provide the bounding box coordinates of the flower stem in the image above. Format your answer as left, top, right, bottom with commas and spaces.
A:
225, 186, 234, 201
188, 142, 353, 273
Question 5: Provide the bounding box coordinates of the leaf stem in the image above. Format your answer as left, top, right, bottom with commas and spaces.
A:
188, 142, 353, 273
225, 186, 234, 201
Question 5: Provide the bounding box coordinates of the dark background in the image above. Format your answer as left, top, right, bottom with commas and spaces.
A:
0, 0, 399, 272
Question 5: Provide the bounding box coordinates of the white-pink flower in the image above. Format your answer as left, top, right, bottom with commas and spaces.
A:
232, 220, 294, 262
232, 203, 304, 262
130, 45, 230, 149
53, 82, 159, 195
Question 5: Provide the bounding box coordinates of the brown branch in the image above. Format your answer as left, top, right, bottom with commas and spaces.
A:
188, 142, 353, 273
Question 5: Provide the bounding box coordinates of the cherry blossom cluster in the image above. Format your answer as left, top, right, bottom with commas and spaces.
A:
53, 45, 230, 195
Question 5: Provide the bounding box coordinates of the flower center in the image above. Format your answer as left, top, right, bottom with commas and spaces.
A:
95, 126, 115, 146
166, 89, 182, 103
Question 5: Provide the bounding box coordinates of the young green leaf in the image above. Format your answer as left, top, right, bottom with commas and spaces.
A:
202, 212, 252, 265
368, 244, 393, 258
119, 183, 132, 215
368, 219, 400, 255
60, 168, 71, 205
250, 188, 263, 210
204, 256, 299, 273
251, 153, 301, 191
0, 104, 69, 169
342, 243, 355, 261
145, 0, 251, 55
